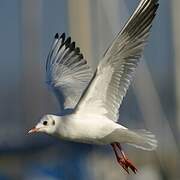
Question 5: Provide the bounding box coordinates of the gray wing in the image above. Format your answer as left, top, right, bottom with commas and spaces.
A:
76, 0, 159, 121
46, 33, 93, 111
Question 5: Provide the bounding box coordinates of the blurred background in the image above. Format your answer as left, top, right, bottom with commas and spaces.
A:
0, 0, 179, 179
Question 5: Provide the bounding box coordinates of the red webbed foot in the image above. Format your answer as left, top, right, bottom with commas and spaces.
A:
111, 143, 138, 174
119, 157, 138, 174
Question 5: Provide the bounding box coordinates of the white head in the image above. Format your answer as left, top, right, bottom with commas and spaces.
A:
28, 114, 58, 135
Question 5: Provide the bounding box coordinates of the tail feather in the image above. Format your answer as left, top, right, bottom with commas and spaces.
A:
126, 129, 158, 151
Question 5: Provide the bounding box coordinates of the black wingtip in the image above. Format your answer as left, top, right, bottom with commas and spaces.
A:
54, 33, 59, 39
69, 42, 76, 50
75, 47, 80, 53
79, 53, 84, 59
60, 33, 66, 42
156, 3, 159, 10
65, 37, 71, 46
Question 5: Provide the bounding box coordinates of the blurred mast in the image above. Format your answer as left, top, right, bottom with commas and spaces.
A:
171, 0, 180, 132
67, 0, 94, 69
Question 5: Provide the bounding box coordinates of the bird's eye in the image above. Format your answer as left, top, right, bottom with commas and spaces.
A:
52, 120, 55, 125
43, 121, 48, 126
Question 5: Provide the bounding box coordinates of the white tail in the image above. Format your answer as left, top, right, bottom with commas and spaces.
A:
125, 129, 158, 151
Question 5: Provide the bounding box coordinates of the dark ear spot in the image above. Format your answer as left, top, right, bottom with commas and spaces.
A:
52, 120, 55, 125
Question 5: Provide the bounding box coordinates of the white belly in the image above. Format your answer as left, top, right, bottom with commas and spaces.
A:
55, 114, 120, 145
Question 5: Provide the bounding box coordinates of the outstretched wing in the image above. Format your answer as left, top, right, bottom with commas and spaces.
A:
46, 33, 93, 111
75, 0, 159, 121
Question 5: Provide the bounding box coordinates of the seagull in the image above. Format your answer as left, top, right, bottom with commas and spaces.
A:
28, 0, 159, 174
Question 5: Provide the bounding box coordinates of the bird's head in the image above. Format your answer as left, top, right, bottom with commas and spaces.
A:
28, 114, 57, 135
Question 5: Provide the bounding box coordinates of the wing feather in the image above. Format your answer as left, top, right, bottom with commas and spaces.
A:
75, 0, 159, 121
46, 33, 93, 111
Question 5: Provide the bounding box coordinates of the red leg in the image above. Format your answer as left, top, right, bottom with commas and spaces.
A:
111, 143, 129, 173
111, 143, 138, 174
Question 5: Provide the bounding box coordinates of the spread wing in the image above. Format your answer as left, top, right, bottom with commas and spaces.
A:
75, 0, 159, 121
46, 33, 93, 111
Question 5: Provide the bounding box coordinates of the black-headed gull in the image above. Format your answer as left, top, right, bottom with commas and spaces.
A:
29, 0, 159, 174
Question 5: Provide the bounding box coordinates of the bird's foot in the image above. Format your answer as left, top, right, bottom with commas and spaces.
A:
118, 157, 137, 174
111, 143, 138, 174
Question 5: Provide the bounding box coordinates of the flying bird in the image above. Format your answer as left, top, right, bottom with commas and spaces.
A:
28, 0, 159, 174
